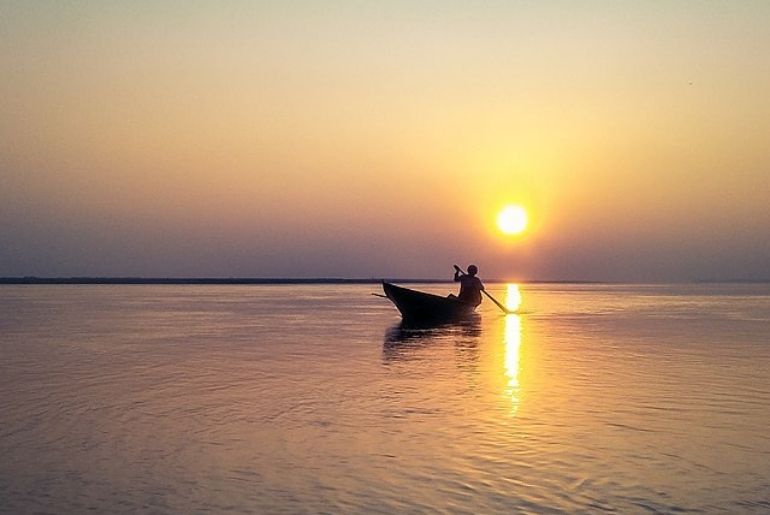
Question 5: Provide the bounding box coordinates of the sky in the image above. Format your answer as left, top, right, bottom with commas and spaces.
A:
1, 1, 769, 281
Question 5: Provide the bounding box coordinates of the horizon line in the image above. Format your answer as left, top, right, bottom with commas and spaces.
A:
1, 277, 768, 285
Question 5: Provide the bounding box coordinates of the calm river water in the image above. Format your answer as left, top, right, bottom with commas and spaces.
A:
1, 283, 769, 513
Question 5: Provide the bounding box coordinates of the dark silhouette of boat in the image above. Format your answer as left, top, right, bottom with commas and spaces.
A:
382, 282, 477, 322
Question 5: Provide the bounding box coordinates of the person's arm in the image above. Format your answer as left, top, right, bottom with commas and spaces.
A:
454, 270, 461, 282
478, 278, 485, 290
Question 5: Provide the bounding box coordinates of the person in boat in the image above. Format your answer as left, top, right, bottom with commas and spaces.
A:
451, 264, 485, 307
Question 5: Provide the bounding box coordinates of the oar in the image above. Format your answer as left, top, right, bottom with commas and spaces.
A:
453, 265, 515, 315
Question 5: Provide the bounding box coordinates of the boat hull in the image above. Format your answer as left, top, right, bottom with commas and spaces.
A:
382, 282, 476, 321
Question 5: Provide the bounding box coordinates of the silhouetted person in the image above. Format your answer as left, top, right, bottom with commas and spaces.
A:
452, 264, 484, 306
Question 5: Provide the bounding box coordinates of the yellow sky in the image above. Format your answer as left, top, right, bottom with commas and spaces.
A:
2, 1, 769, 279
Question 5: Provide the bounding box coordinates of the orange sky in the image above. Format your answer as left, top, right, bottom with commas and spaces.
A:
2, 1, 769, 280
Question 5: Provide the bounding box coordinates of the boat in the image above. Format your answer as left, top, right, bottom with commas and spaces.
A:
382, 282, 477, 321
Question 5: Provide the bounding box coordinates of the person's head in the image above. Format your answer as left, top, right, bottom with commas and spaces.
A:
467, 265, 478, 276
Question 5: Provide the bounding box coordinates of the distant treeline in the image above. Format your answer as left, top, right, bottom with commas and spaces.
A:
0, 277, 449, 285
0, 277, 766, 285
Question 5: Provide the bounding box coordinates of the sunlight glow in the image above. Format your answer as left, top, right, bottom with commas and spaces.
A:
497, 205, 528, 235
503, 284, 523, 413
504, 313, 522, 413
505, 283, 522, 312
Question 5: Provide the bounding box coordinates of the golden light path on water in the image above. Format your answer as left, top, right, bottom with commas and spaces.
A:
504, 284, 523, 414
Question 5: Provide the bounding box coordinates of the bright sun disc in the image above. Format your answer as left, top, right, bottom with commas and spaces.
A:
497, 205, 528, 235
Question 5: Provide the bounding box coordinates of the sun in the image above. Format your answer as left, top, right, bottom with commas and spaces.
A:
497, 205, 528, 235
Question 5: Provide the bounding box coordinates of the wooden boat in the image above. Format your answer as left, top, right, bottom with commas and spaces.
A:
382, 282, 477, 321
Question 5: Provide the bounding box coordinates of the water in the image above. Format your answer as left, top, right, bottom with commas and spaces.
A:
1, 283, 769, 513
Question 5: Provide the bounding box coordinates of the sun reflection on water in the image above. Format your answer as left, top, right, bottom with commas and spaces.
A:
506, 283, 522, 312
504, 284, 523, 413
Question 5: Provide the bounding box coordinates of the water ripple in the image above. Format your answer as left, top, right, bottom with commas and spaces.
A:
0, 284, 769, 513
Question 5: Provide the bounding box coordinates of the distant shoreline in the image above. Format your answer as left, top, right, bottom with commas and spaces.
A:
0, 277, 767, 285
0, 277, 601, 285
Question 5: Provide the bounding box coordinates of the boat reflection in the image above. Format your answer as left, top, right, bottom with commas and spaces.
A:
383, 315, 481, 362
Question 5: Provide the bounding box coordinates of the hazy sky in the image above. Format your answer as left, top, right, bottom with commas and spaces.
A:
2, 1, 769, 280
